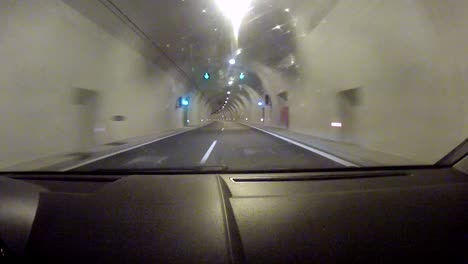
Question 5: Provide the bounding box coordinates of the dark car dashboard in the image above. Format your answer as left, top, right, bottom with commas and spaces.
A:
1, 165, 467, 263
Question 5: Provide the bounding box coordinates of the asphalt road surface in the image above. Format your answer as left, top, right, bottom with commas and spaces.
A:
73, 122, 346, 171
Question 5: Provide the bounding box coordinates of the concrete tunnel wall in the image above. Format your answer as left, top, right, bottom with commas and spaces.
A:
237, 0, 467, 164
0, 0, 206, 168
249, 62, 294, 126
187, 92, 211, 125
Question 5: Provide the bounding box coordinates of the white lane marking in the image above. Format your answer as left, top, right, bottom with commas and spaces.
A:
61, 123, 213, 171
221, 128, 225, 131
244, 124, 358, 167
200, 140, 218, 164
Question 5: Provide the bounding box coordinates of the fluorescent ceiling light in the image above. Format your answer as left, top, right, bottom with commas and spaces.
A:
216, 0, 252, 42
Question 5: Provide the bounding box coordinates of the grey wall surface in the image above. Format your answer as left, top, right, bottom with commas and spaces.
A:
0, 0, 207, 168
238, 0, 467, 164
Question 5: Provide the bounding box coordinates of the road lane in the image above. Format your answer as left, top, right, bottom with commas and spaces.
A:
73, 122, 345, 171
203, 122, 344, 170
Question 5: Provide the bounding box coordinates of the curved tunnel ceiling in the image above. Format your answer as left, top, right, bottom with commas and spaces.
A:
80, 0, 335, 113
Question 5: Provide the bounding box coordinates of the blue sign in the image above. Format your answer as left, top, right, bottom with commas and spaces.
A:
182, 99, 189, 106
203, 72, 210, 80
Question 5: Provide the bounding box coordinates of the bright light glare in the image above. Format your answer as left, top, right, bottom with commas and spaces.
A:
228, 80, 233, 86
229, 58, 236, 65
236, 49, 243, 55
258, 102, 263, 106
227, 91, 231, 94
331, 122, 342, 127
272, 25, 282, 31
261, 118, 264, 122
181, 99, 189, 106
216, 0, 252, 42
245, 118, 248, 121
187, 120, 190, 123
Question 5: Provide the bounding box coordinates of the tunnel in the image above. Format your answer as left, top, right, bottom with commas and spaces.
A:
0, 0, 466, 171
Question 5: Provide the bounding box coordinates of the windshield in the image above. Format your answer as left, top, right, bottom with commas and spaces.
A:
0, 0, 466, 172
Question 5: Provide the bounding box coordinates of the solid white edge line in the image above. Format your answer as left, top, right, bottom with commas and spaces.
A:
61, 123, 211, 171
200, 140, 218, 164
243, 123, 358, 167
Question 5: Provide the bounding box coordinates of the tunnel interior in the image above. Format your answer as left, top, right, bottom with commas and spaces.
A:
0, 0, 466, 169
